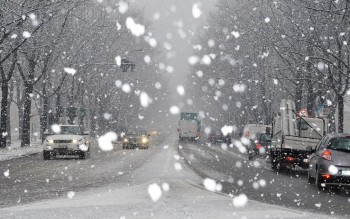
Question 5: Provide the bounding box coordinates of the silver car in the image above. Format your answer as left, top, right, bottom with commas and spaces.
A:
307, 133, 350, 189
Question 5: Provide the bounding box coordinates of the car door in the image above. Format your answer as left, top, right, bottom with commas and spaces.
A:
309, 136, 327, 176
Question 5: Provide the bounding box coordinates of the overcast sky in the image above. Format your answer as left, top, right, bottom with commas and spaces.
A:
135, 0, 217, 103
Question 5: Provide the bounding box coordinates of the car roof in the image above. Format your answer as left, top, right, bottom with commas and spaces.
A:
326, 133, 350, 138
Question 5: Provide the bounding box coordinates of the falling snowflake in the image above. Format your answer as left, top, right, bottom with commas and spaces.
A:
202, 55, 211, 65
155, 82, 162, 89
122, 84, 131, 93
126, 17, 145, 37
116, 21, 121, 30
115, 80, 122, 88
233, 194, 248, 208
115, 56, 122, 66
67, 191, 75, 199
98, 132, 117, 151
22, 31, 31, 38
174, 163, 182, 171
192, 3, 202, 18
140, 92, 151, 108
231, 31, 240, 38
64, 67, 77, 75
148, 183, 162, 202
144, 55, 151, 64
79, 144, 88, 152
118, 1, 128, 14
170, 106, 180, 115
177, 86, 185, 96
162, 183, 170, 192
233, 84, 247, 93
221, 125, 234, 136
203, 178, 216, 192
103, 113, 112, 120
4, 169, 9, 177
188, 56, 199, 65
51, 124, 61, 134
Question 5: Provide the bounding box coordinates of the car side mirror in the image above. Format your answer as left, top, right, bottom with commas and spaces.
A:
305, 146, 313, 152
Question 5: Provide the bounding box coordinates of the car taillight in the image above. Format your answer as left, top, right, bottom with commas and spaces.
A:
256, 143, 262, 149
321, 150, 332, 161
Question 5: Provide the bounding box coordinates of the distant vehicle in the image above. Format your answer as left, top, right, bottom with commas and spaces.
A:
178, 112, 201, 142
270, 99, 329, 171
243, 124, 271, 140
43, 125, 90, 160
247, 132, 271, 160
149, 129, 160, 136
307, 133, 350, 190
208, 130, 231, 144
122, 130, 150, 149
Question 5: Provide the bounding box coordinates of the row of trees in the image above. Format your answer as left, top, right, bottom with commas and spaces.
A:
0, 0, 162, 147
189, 0, 350, 132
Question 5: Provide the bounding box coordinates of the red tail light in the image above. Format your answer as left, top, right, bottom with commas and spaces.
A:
256, 143, 262, 149
321, 150, 332, 161
286, 156, 296, 161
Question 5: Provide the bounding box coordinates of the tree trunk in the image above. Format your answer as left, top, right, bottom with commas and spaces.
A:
6, 80, 14, 145
294, 69, 303, 111
337, 95, 344, 133
40, 90, 48, 142
21, 83, 33, 147
0, 81, 9, 147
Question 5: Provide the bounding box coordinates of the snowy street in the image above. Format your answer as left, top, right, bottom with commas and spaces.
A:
0, 134, 340, 218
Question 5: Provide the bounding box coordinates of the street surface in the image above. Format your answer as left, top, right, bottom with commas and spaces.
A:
0, 134, 345, 218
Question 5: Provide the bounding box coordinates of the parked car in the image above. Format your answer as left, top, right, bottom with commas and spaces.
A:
208, 130, 231, 144
247, 132, 271, 160
43, 125, 90, 160
307, 133, 350, 189
122, 130, 150, 149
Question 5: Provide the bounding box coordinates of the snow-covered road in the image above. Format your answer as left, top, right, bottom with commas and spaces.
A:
0, 135, 335, 218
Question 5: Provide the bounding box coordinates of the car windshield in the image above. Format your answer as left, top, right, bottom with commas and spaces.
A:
127, 130, 146, 136
328, 137, 350, 152
58, 126, 82, 135
260, 133, 271, 142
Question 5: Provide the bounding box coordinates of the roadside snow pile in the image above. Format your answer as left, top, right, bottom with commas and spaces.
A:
0, 141, 42, 161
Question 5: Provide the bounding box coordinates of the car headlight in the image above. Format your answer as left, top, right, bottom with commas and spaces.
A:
47, 139, 54, 144
141, 137, 149, 144
123, 138, 128, 143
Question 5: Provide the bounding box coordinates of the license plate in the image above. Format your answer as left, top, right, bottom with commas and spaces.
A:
59, 145, 67, 149
341, 170, 350, 176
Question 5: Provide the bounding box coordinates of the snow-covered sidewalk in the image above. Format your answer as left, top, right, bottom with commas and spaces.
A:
0, 141, 42, 162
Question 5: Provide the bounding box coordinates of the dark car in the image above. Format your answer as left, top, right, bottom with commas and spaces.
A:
247, 132, 271, 160
308, 133, 350, 189
122, 130, 150, 149
208, 130, 231, 144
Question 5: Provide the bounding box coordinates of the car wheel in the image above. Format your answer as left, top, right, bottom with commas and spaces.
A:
248, 150, 254, 160
80, 151, 87, 159
276, 157, 286, 172
43, 151, 50, 160
315, 169, 325, 190
307, 170, 314, 184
